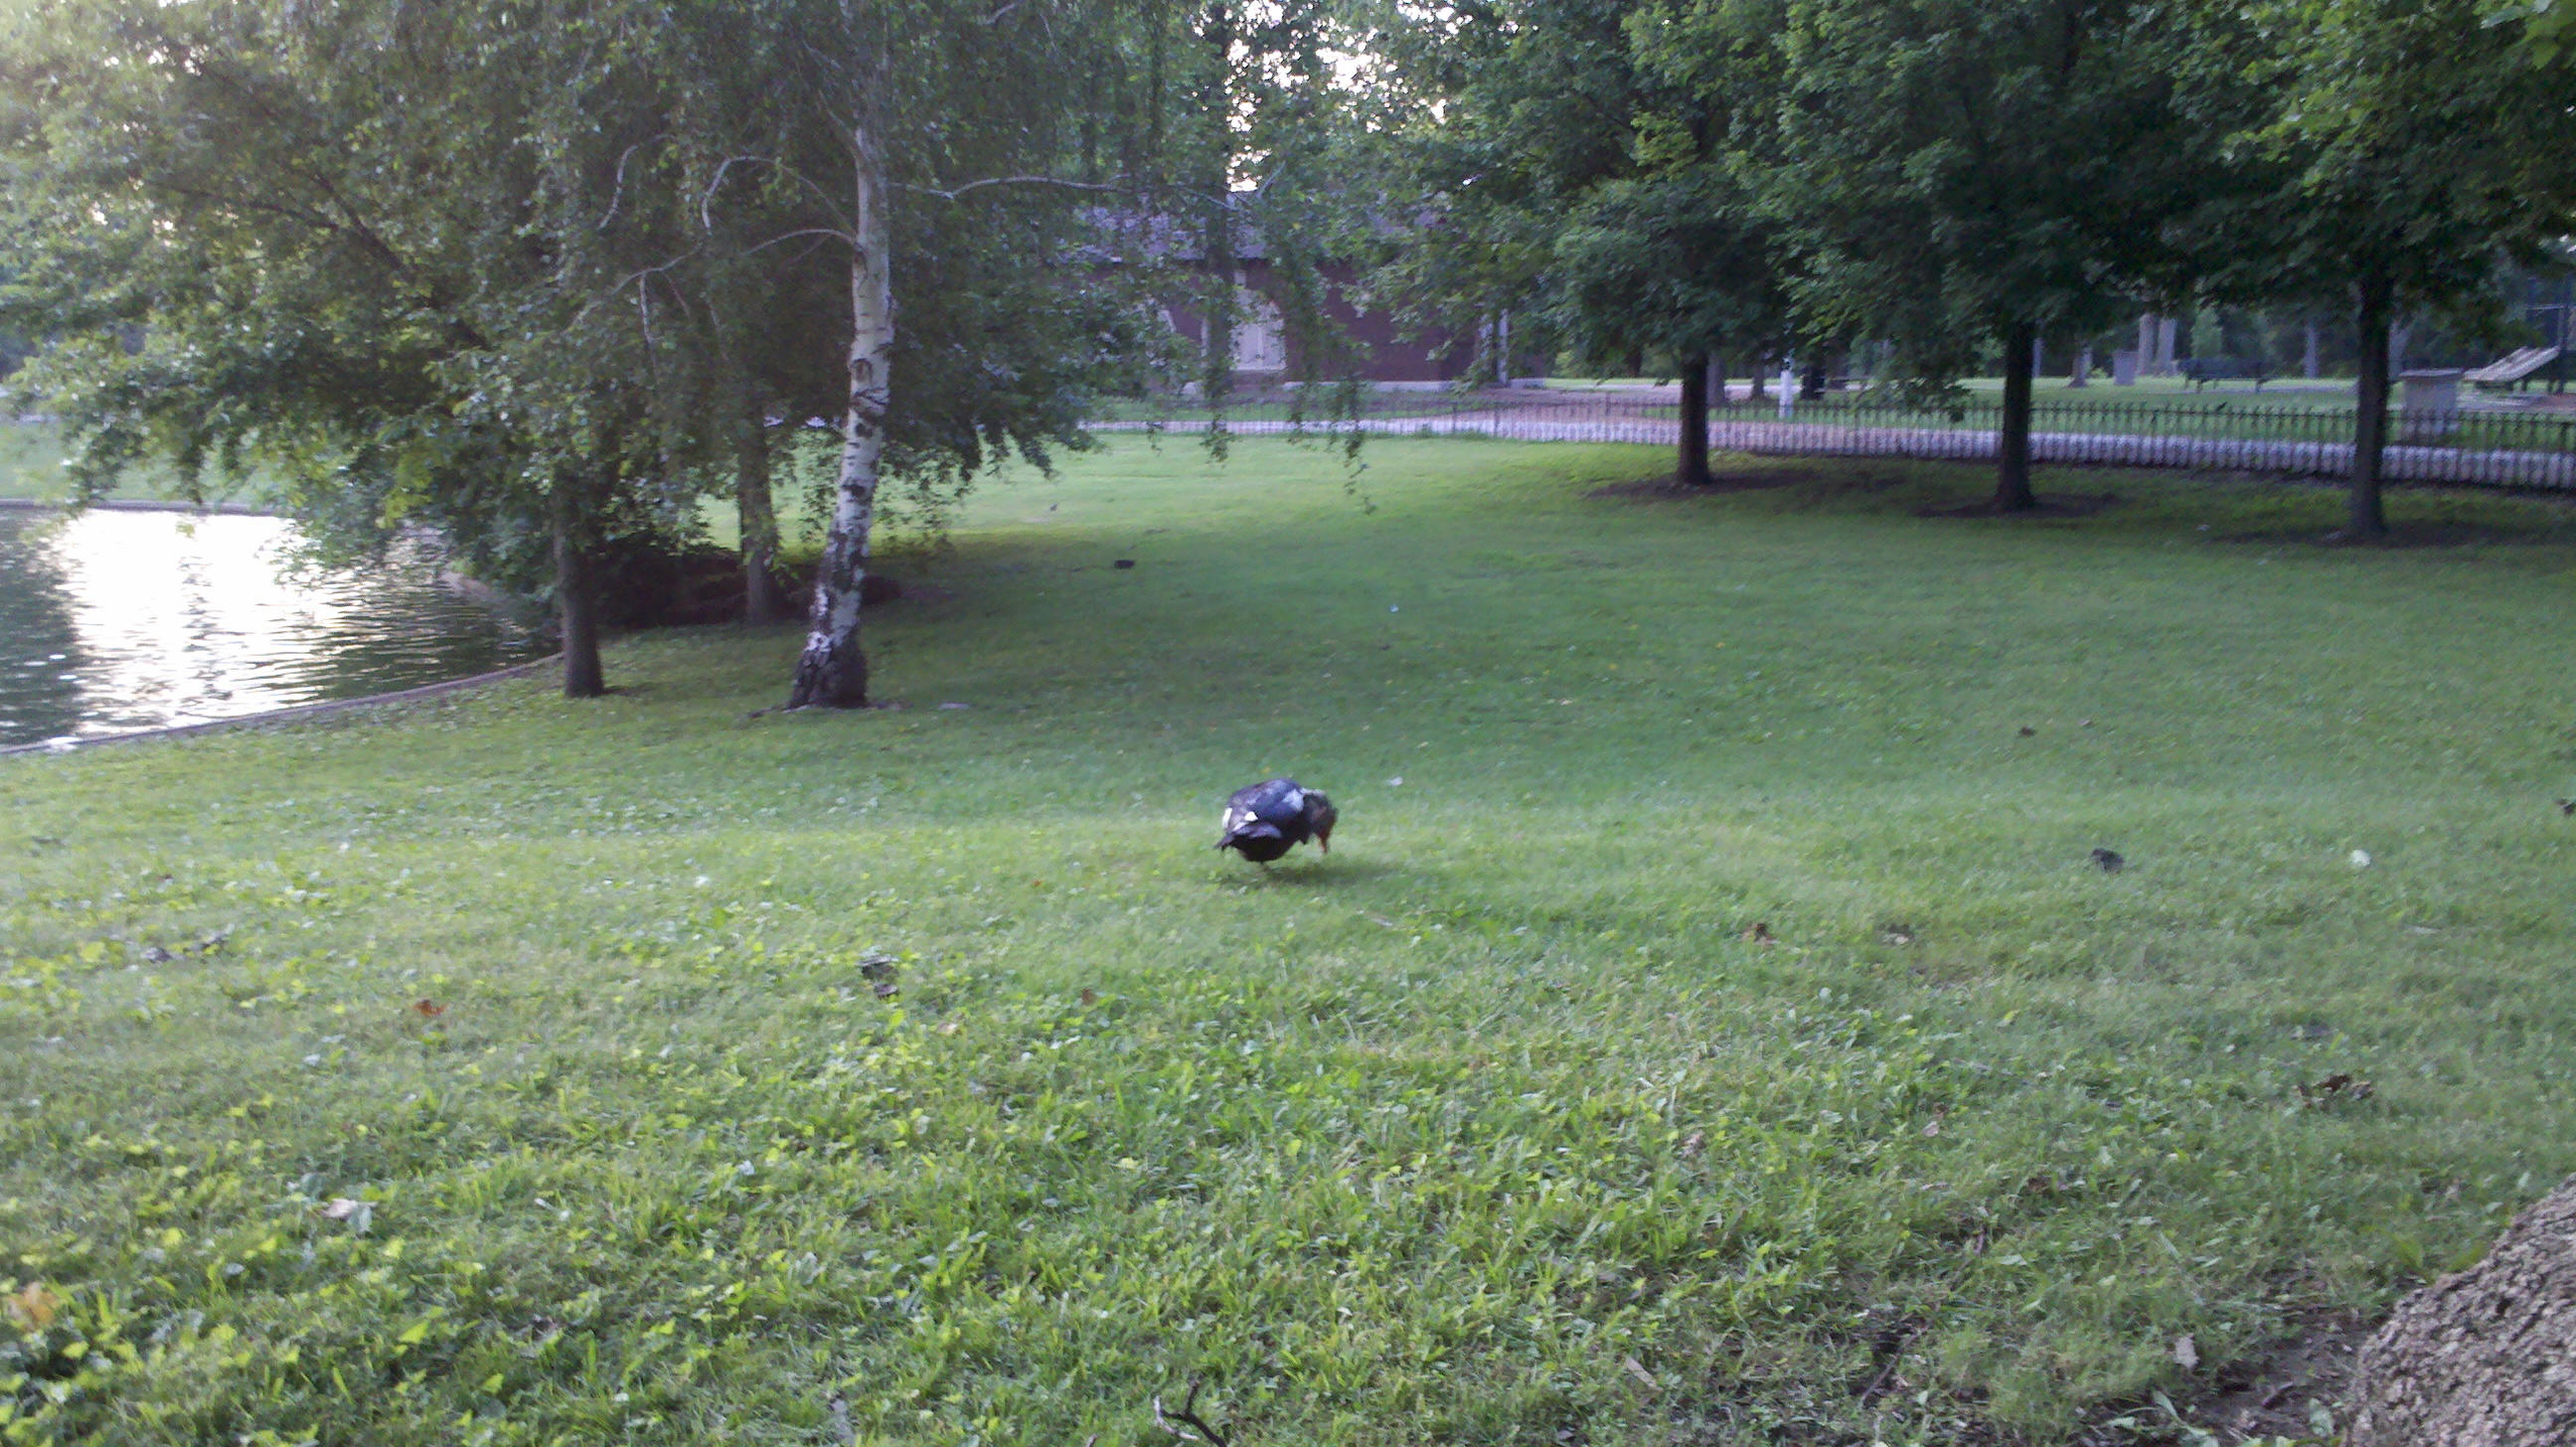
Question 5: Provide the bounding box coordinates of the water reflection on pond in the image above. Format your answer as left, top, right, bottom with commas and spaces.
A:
0, 507, 548, 747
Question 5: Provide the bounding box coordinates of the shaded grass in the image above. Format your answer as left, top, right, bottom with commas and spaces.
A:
5, 438, 2576, 1445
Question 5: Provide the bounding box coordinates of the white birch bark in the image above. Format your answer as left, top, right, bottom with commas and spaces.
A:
787, 123, 894, 709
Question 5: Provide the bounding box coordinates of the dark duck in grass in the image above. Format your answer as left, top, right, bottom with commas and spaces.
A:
1215, 778, 1337, 866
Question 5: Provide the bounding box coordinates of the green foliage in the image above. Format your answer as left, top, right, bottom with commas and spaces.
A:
8, 437, 2576, 1443
1368, 0, 1792, 380
1746, 0, 2235, 388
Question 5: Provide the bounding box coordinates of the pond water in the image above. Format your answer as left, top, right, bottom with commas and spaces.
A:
0, 507, 549, 748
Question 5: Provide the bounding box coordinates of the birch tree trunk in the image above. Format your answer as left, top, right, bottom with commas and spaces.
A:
786, 126, 893, 709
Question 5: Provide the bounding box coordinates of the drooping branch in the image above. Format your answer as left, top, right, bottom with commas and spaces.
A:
898, 175, 1129, 202
701, 154, 855, 235
1151, 1378, 1230, 1447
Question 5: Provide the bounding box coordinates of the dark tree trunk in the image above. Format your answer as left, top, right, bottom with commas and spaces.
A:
552, 484, 604, 699
1677, 352, 1711, 487
1746, 358, 1767, 401
1800, 354, 1827, 400
735, 397, 786, 622
2349, 1173, 2576, 1445
1996, 320, 2038, 512
2348, 275, 2392, 541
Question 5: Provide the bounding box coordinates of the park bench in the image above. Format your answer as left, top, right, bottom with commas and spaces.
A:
2176, 356, 2274, 390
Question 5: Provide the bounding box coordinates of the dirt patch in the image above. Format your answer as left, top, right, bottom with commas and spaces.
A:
1587, 469, 1821, 500
2161, 1308, 2374, 1444
1917, 492, 2122, 520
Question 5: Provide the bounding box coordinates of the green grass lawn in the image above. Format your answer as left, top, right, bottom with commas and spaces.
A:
7, 437, 2576, 1446
0, 423, 251, 506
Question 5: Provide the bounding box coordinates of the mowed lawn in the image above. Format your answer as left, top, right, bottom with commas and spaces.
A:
6, 437, 2576, 1446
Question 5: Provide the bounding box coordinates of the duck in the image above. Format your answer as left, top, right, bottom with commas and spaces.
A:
1215, 777, 1337, 865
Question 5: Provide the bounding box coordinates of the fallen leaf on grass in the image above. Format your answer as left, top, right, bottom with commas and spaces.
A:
1622, 1356, 1659, 1393
2173, 1334, 2198, 1369
2299, 1072, 2373, 1105
142, 945, 173, 964
320, 1198, 376, 1233
1078, 988, 1097, 1008
1922, 1106, 1948, 1138
411, 999, 445, 1019
1741, 921, 1777, 945
1680, 1130, 1706, 1159
2349, 849, 2373, 870
5, 1282, 58, 1331
1880, 924, 1916, 946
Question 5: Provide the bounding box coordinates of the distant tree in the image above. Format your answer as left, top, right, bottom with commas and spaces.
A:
1372, 0, 1793, 488
2226, 0, 2576, 538
1751, 0, 2231, 511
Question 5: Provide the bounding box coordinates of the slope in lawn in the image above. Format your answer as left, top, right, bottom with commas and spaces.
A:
5, 437, 2575, 1446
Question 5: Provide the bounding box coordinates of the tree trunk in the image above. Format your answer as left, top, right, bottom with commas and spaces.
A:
785, 125, 892, 710
1746, 357, 1766, 401
552, 482, 604, 699
1677, 352, 1711, 487
2349, 1173, 2576, 1445
2348, 274, 2392, 541
2303, 317, 2321, 380
1800, 354, 1827, 400
2068, 343, 2090, 389
1996, 320, 2037, 512
1707, 356, 1728, 408
735, 393, 786, 622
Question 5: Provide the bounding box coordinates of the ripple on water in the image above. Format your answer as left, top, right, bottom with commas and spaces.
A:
0, 508, 549, 747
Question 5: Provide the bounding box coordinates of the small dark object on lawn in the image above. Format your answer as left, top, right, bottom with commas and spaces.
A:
2018, 724, 2036, 736
1742, 921, 1777, 945
2091, 848, 2125, 873
2299, 1072, 2373, 1104
1215, 777, 1337, 865
2559, 799, 2575, 817
857, 956, 900, 1000
1114, 559, 1136, 569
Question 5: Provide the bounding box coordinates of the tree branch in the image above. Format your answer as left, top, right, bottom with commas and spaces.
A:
899, 175, 1130, 202
1152, 1378, 1230, 1447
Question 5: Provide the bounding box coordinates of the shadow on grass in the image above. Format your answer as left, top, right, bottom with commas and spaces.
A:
1917, 492, 2124, 520
1216, 856, 1406, 887
2217, 520, 2576, 549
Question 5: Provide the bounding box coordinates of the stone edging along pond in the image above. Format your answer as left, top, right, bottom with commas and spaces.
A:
0, 655, 564, 758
